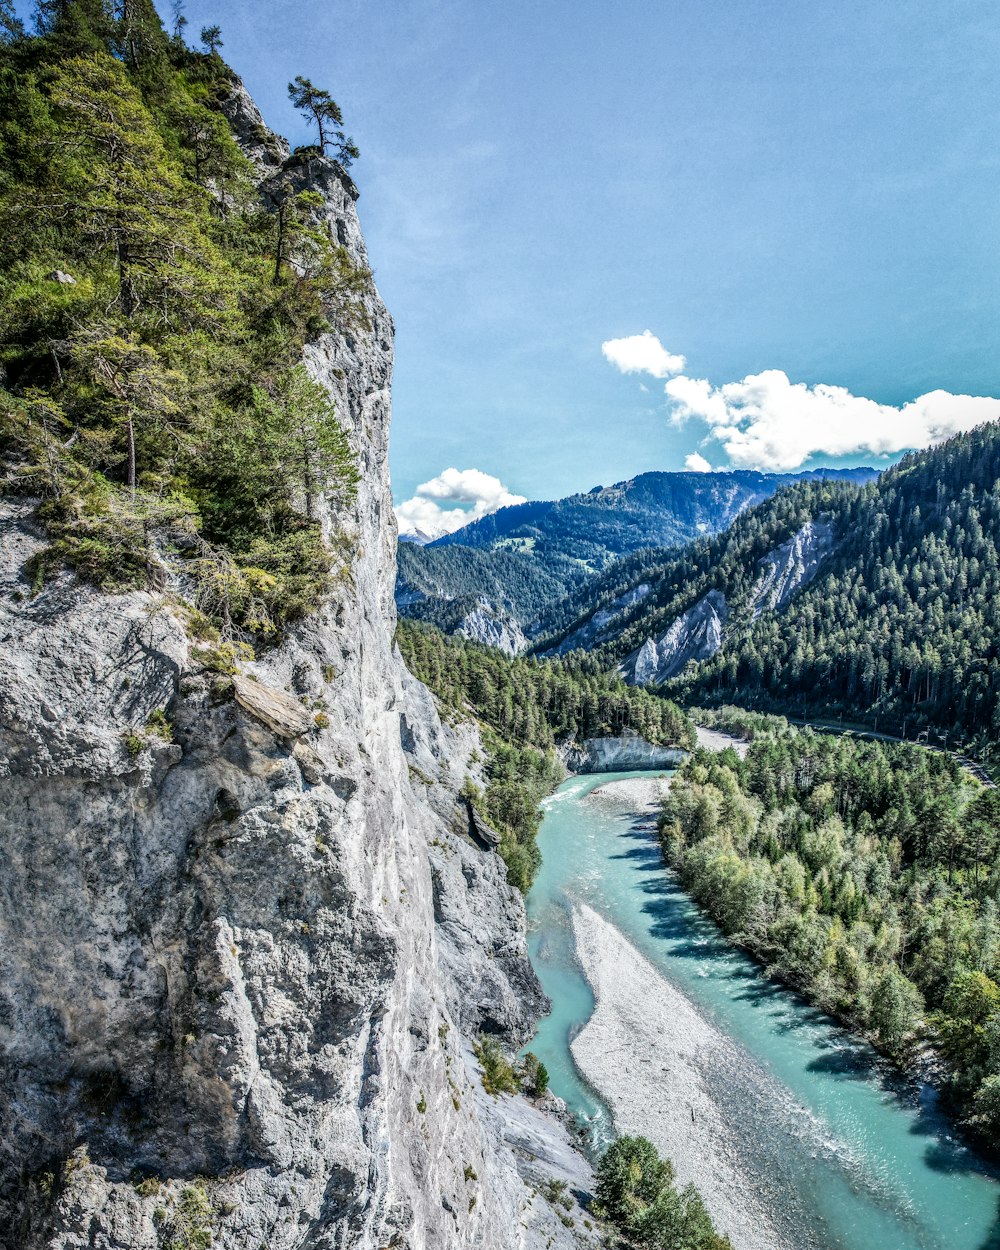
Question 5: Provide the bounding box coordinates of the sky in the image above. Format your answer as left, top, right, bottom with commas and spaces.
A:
59, 1, 1000, 534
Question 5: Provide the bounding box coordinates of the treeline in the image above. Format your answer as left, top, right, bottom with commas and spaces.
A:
0, 1, 364, 633
660, 725, 1000, 1133
398, 619, 692, 889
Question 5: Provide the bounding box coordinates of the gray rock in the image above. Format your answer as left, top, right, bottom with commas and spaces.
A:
619, 589, 728, 686
0, 78, 592, 1250
232, 674, 314, 738
749, 520, 833, 617
457, 598, 528, 655
564, 734, 686, 773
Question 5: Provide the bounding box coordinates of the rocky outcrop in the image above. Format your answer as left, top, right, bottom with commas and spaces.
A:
618, 590, 728, 686
563, 734, 686, 773
552, 584, 652, 655
0, 80, 593, 1250
457, 599, 528, 655
749, 520, 833, 617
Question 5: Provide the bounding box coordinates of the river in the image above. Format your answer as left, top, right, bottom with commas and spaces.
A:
524, 769, 1000, 1250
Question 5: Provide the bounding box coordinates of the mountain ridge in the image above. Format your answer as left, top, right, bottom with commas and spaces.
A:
397, 466, 878, 651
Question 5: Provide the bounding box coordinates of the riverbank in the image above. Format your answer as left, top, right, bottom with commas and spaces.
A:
569, 902, 792, 1250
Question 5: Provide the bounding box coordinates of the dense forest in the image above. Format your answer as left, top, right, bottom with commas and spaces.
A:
683, 427, 1000, 755
661, 712, 1000, 1134
535, 425, 1000, 763
398, 619, 693, 889
0, 0, 364, 636
397, 539, 569, 633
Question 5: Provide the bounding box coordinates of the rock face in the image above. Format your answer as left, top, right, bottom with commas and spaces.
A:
0, 81, 593, 1250
456, 599, 528, 655
563, 734, 686, 773
749, 520, 833, 617
618, 590, 728, 686
551, 584, 652, 655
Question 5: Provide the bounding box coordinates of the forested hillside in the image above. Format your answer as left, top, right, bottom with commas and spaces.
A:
0, 0, 365, 636
397, 539, 567, 632
662, 713, 1000, 1135
398, 619, 693, 889
397, 467, 875, 641
537, 424, 1000, 759
534, 476, 855, 654
687, 426, 1000, 751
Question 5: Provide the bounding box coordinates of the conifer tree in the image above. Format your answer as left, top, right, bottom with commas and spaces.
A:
199, 23, 221, 54
288, 75, 359, 166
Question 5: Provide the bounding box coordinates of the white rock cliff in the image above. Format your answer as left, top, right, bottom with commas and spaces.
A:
0, 81, 593, 1250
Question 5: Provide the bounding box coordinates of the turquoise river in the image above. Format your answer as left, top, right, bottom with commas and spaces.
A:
524, 770, 1000, 1250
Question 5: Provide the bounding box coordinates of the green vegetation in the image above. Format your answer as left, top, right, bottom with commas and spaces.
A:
685, 427, 1000, 758
519, 1050, 549, 1097
397, 539, 570, 634
398, 619, 692, 889
473, 1034, 518, 1096
165, 1182, 213, 1250
660, 722, 1000, 1133
0, 2, 365, 635
541, 426, 1000, 769
595, 1135, 731, 1250
537, 477, 854, 652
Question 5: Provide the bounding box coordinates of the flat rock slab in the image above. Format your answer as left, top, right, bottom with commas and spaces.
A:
232, 674, 313, 739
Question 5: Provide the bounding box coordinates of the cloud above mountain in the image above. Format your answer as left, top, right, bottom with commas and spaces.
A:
396, 467, 527, 540
603, 334, 1000, 471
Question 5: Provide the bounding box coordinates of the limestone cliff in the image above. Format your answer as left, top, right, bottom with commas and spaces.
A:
0, 81, 594, 1250
618, 590, 728, 687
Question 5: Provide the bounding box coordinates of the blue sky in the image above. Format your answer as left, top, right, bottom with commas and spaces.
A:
43, 0, 1000, 531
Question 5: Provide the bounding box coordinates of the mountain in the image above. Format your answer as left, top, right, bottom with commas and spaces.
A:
537, 424, 1000, 757
0, 14, 597, 1249
396, 467, 877, 651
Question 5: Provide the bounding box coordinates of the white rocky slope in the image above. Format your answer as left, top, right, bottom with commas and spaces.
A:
0, 82, 595, 1250
749, 520, 833, 617
618, 590, 728, 686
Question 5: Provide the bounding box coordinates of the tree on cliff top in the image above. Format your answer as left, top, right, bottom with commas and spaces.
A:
288, 75, 359, 167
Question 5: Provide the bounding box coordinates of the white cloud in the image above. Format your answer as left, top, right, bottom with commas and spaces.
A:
602, 330, 686, 379
396, 467, 527, 540
665, 367, 1000, 472
684, 452, 713, 473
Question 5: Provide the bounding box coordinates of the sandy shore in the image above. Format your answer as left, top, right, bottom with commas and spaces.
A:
569, 904, 792, 1250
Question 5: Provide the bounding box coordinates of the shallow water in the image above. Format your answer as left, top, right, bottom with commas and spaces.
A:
524, 770, 1000, 1250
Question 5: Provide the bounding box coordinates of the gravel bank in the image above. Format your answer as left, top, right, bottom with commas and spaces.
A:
569, 903, 792, 1250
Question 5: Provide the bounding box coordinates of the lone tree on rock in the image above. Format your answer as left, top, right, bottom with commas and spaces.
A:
288, 75, 359, 167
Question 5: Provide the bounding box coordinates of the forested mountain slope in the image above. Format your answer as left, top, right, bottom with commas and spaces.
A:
539, 424, 1000, 757
397, 467, 875, 649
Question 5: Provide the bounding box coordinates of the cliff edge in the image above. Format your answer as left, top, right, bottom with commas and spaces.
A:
0, 79, 593, 1250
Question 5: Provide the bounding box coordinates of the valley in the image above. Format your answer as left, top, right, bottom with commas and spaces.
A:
1, 4, 998, 1250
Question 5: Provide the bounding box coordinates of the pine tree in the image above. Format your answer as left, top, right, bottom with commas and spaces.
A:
288, 75, 359, 166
